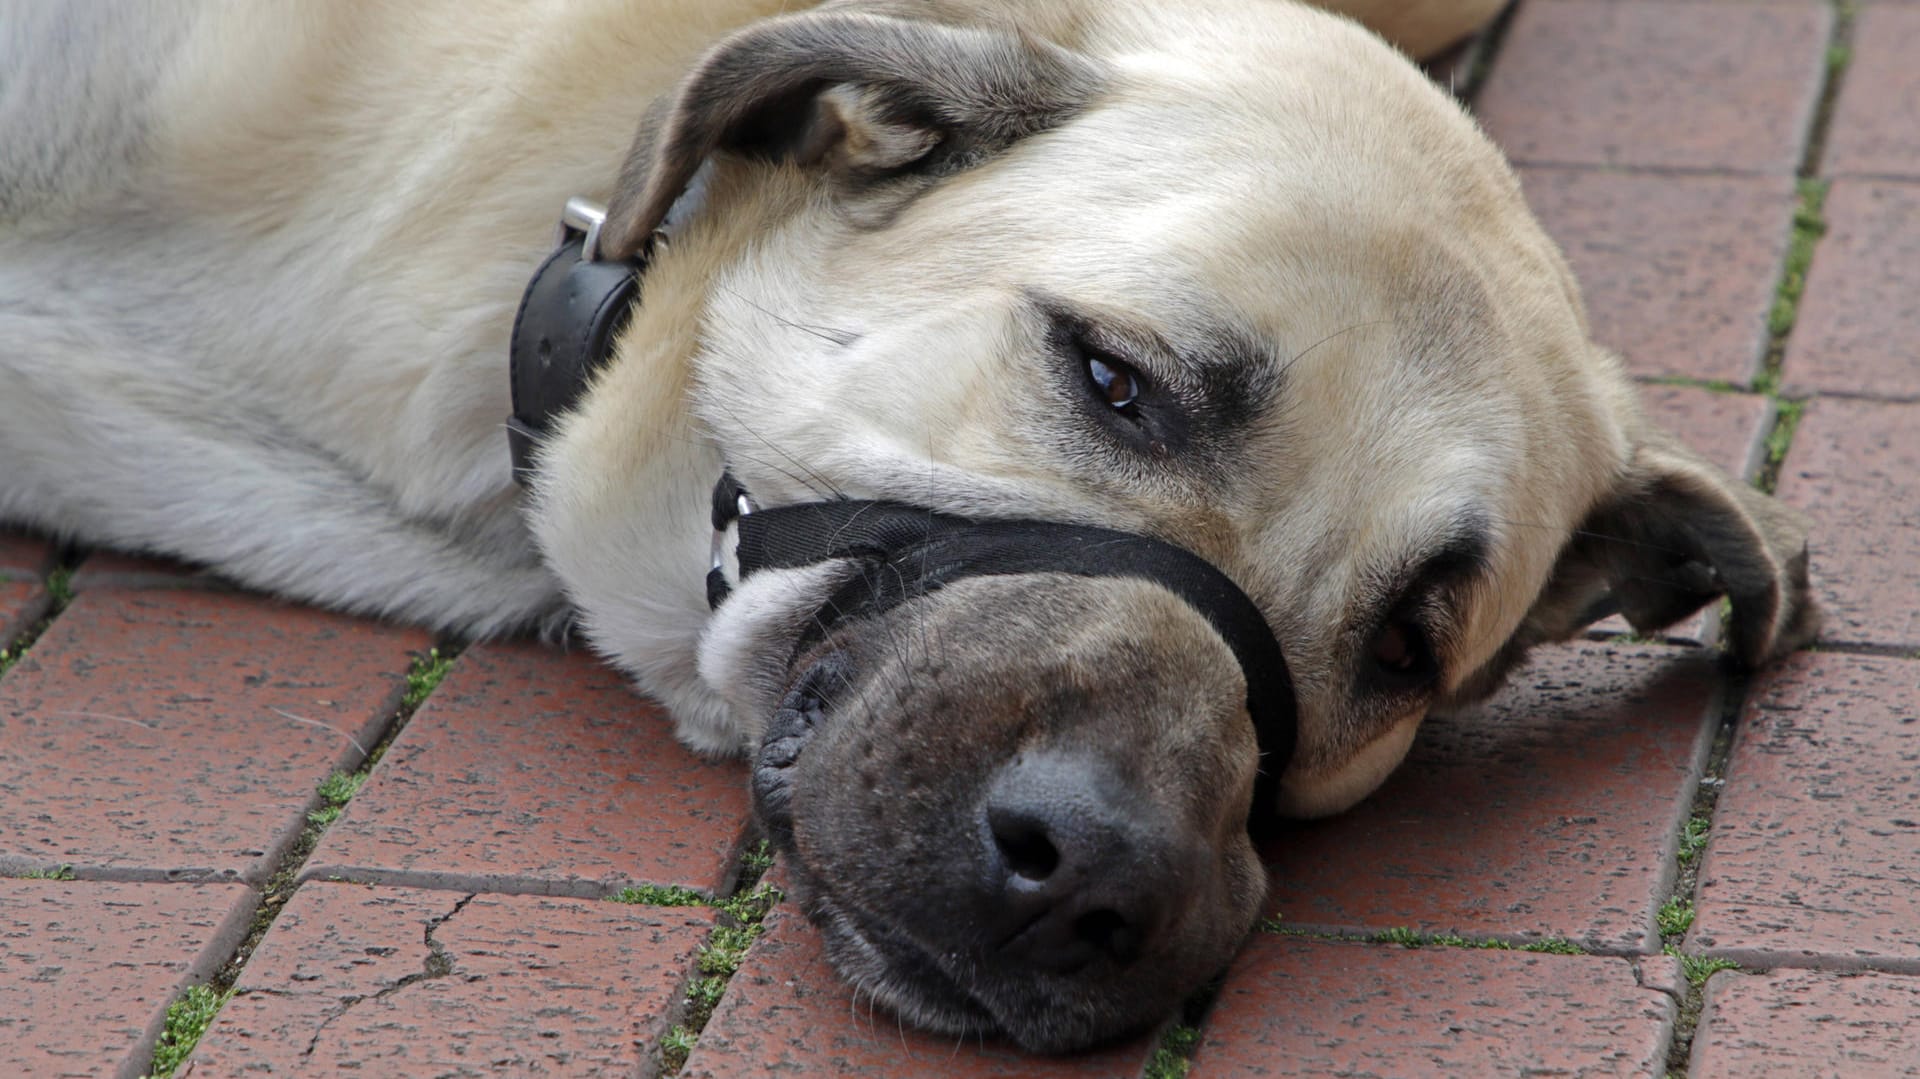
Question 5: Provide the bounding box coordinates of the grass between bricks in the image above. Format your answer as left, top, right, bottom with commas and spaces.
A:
1641, 171, 1827, 497
1145, 1021, 1203, 1079
1118, 915, 1593, 1079
143, 984, 234, 1079
1143, 972, 1233, 1079
1745, 177, 1827, 495
1657, 673, 1747, 1077
141, 644, 465, 1076
611, 839, 782, 1076
0, 562, 75, 682
1261, 919, 1587, 955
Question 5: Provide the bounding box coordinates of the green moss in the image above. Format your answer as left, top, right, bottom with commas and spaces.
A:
146, 984, 233, 1078
18, 865, 76, 881
1145, 1024, 1202, 1079
306, 770, 366, 827
740, 838, 774, 874
1362, 927, 1586, 954
1657, 898, 1696, 939
1764, 399, 1806, 473
402, 648, 457, 711
1644, 376, 1744, 395
660, 1024, 699, 1060
1764, 180, 1830, 342
1677, 815, 1712, 867
1667, 947, 1740, 987
644, 881, 784, 1075
45, 566, 73, 607
1518, 938, 1586, 956
611, 884, 708, 907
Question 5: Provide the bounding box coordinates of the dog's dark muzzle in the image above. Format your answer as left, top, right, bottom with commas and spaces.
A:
708, 475, 1298, 820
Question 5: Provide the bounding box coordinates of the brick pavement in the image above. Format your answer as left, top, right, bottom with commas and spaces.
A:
4, 0, 1916, 1075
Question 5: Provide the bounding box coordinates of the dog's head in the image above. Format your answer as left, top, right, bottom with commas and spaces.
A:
533, 0, 1818, 1051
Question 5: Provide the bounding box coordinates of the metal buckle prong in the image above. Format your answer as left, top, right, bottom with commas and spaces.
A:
557, 196, 608, 261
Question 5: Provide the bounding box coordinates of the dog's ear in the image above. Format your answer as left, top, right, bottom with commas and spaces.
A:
1522, 425, 1820, 668
596, 11, 1104, 259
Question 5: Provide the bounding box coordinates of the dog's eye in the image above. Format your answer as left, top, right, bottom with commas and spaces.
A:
1368, 618, 1436, 688
1085, 353, 1140, 411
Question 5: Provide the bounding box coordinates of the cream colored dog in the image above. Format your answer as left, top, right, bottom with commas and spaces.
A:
0, 0, 1815, 1051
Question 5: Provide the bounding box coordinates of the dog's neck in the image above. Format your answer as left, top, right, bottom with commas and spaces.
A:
524, 162, 823, 744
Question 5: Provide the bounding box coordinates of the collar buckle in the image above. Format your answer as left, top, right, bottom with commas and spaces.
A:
506, 197, 647, 485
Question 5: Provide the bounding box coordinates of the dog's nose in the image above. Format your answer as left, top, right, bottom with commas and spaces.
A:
981, 751, 1195, 972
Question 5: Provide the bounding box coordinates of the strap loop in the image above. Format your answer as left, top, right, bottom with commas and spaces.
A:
715, 476, 1299, 812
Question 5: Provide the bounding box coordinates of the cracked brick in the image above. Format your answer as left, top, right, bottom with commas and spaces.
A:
186, 883, 714, 1075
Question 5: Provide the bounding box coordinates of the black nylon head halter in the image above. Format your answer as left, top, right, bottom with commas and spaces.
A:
711, 478, 1299, 813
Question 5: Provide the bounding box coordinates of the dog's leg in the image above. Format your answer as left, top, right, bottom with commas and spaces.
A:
0, 313, 568, 638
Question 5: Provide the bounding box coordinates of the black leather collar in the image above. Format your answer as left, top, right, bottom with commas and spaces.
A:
507, 200, 648, 483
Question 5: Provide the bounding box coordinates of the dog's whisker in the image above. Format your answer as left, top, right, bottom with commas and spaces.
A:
711, 403, 842, 499
1485, 513, 1698, 561
717, 284, 862, 349
1278, 318, 1398, 378
271, 708, 371, 757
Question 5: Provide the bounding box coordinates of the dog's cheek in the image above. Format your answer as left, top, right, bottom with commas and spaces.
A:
1272, 709, 1424, 819
695, 562, 853, 743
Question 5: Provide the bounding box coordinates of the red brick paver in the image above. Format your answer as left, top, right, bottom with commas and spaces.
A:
1638, 384, 1774, 490
1477, 0, 1830, 174
1192, 935, 1679, 1077
1265, 642, 1721, 950
0, 531, 53, 580
1690, 968, 1920, 1078
0, 531, 54, 646
1776, 397, 1920, 648
187, 883, 714, 1076
0, 581, 47, 651
1823, 6, 1920, 180
1520, 168, 1798, 384
683, 906, 1157, 1078
1691, 653, 1920, 972
0, 879, 255, 1078
1785, 180, 1920, 401
305, 643, 751, 897
0, 591, 430, 880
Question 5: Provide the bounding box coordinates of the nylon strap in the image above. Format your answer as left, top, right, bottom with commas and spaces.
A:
722, 490, 1298, 808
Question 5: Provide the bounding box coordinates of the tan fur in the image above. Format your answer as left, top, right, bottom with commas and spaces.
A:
0, 0, 1817, 1049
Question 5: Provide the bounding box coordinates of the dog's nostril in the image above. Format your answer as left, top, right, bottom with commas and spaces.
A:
990, 810, 1061, 881
1073, 907, 1141, 963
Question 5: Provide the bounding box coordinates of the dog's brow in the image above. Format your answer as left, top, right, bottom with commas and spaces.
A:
1395, 516, 1494, 650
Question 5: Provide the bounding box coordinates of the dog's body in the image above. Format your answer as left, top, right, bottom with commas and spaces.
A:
2, 0, 1816, 1051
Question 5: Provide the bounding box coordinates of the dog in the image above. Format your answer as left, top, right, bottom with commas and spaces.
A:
0, 0, 1817, 1053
